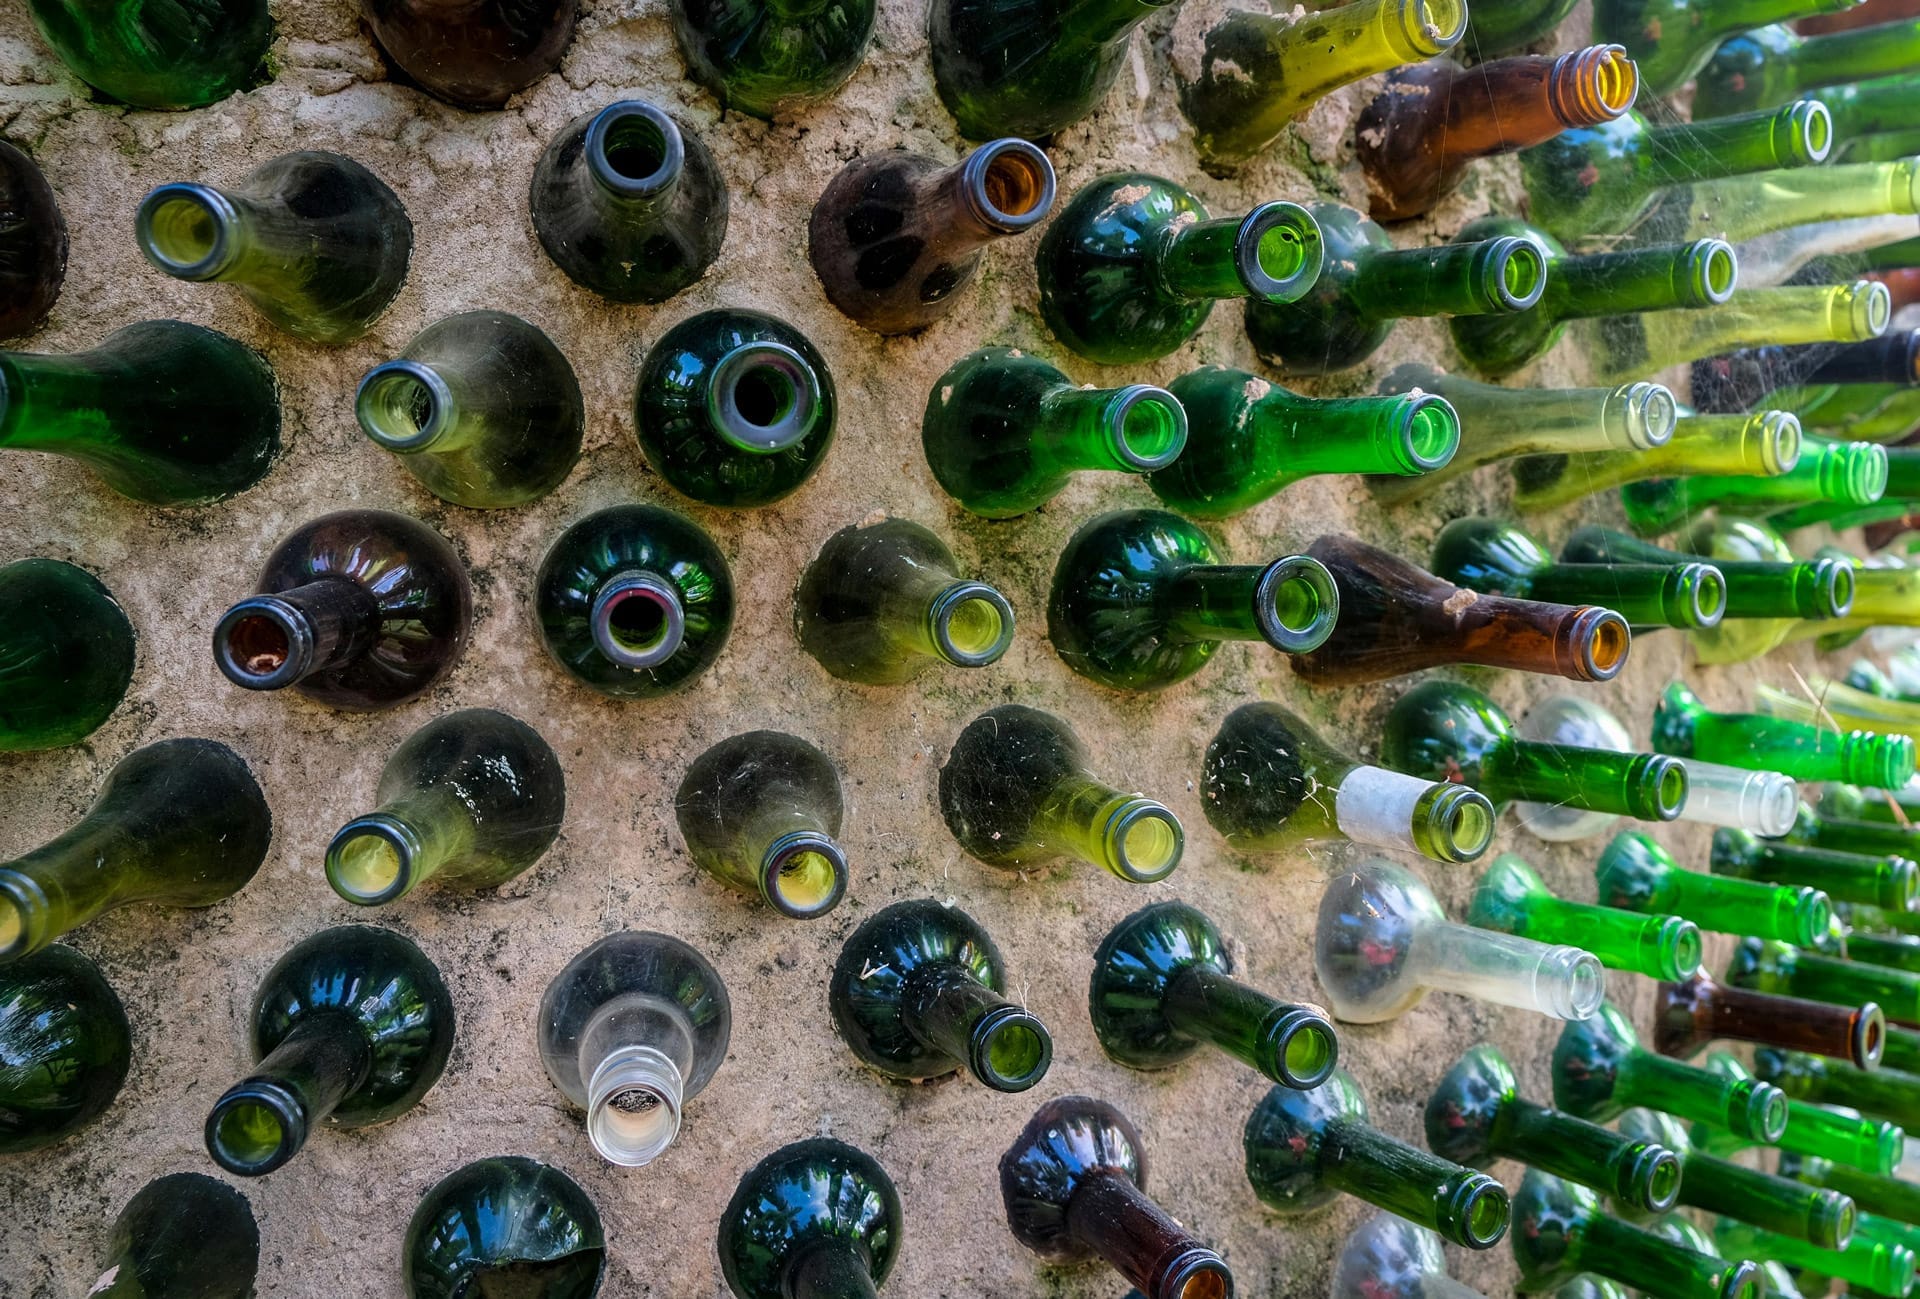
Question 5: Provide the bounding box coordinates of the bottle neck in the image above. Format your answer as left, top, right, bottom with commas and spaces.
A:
1434, 46, 1640, 171
206, 1010, 374, 1175
1332, 764, 1496, 863
0, 813, 145, 961
577, 991, 695, 1166
1062, 1169, 1232, 1299
1579, 1214, 1756, 1299
1519, 560, 1726, 629
1160, 557, 1339, 653
1351, 237, 1546, 322
1163, 965, 1336, 1088
755, 825, 849, 919
1490, 740, 1687, 821
1544, 240, 1738, 323
1502, 889, 1702, 982
1818, 74, 1920, 139
213, 577, 384, 692
0, 351, 110, 450
1316, 1117, 1511, 1248
1617, 1049, 1787, 1141
1780, 1099, 1906, 1172
355, 360, 471, 455
1671, 762, 1799, 838
133, 182, 259, 285
589, 570, 688, 670
945, 138, 1057, 244
1411, 918, 1605, 1018
1792, 20, 1920, 92
786, 1241, 883, 1299
583, 100, 686, 214
1640, 101, 1833, 183
1502, 1098, 1680, 1212
325, 787, 474, 905
1692, 975, 1887, 1068
1032, 776, 1183, 884
1606, 282, 1892, 383
1154, 202, 1321, 305
1260, 388, 1461, 479
1624, 861, 1831, 948
1654, 410, 1802, 480
1033, 382, 1187, 478
900, 960, 1050, 1091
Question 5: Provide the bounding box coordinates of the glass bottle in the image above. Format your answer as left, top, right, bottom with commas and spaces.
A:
405, 1157, 605, 1298
1035, 174, 1322, 364
0, 737, 270, 964
1509, 1169, 1766, 1298
1732, 936, 1920, 1024
811, 138, 1054, 335
1758, 1045, 1920, 1129
634, 308, 836, 508
794, 517, 1014, 684
537, 930, 731, 1165
1714, 828, 1919, 909
204, 924, 454, 1176
921, 346, 1187, 517
1149, 366, 1458, 517
355, 311, 583, 507
1698, 1051, 1906, 1173
1655, 966, 1887, 1066
1561, 527, 1850, 621
325, 709, 565, 907
1423, 1043, 1683, 1214
1046, 509, 1339, 691
1314, 856, 1607, 1024
89, 1173, 258, 1299
1715, 1216, 1915, 1294
1358, 47, 1640, 223
0, 558, 134, 752
1785, 800, 1920, 858
1243, 200, 1546, 377
832, 898, 1051, 1092
1596, 829, 1833, 946
134, 152, 410, 344
25, 0, 271, 108
1511, 406, 1798, 514
1729, 210, 1920, 290
676, 731, 849, 918
529, 101, 727, 306
1450, 220, 1737, 379
0, 944, 128, 1153
938, 705, 1183, 884
1620, 435, 1889, 532
1598, 0, 1863, 92
0, 141, 64, 339
1686, 517, 1835, 664
1587, 281, 1892, 384
1090, 900, 1336, 1089
1551, 1000, 1790, 1140
720, 1139, 899, 1299
1288, 536, 1634, 686
1333, 1213, 1489, 1299
1782, 1153, 1920, 1226
669, 0, 874, 119
534, 504, 734, 699
1695, 19, 1920, 116
213, 509, 472, 711
0, 319, 280, 506
1469, 853, 1704, 982
1201, 701, 1496, 864
1175, 0, 1468, 171
360, 0, 576, 108
1430, 517, 1728, 631
1631, 158, 1920, 258
1244, 1069, 1511, 1250
1002, 1095, 1234, 1299
1848, 932, 1920, 978
1655, 681, 1915, 788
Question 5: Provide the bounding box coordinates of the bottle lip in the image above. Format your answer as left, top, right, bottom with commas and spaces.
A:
1386, 0, 1467, 60
1101, 798, 1184, 884
1670, 562, 1728, 629
1685, 240, 1739, 308
928, 580, 1015, 668
1757, 409, 1803, 476
356, 360, 454, 452
1718, 1259, 1764, 1299
1784, 100, 1837, 166
325, 814, 422, 906
1235, 202, 1324, 303
1828, 438, 1891, 504
1437, 1171, 1511, 1250
1795, 889, 1834, 948
966, 1003, 1053, 1093
1620, 381, 1679, 450
213, 595, 317, 691
1658, 915, 1704, 981
0, 870, 47, 964
1261, 1005, 1338, 1089
1563, 606, 1633, 682
1626, 1140, 1683, 1213
135, 182, 240, 281
1739, 1080, 1790, 1143
1545, 945, 1608, 1020
1847, 279, 1895, 339
590, 570, 686, 670
1252, 555, 1339, 654
1156, 1249, 1237, 1299
584, 100, 685, 200
585, 1042, 685, 1166
1392, 392, 1460, 472
1816, 557, 1857, 619
759, 830, 848, 918
1854, 1001, 1887, 1069
1550, 43, 1641, 127
1478, 237, 1547, 313
1102, 384, 1188, 470
959, 139, 1057, 234
706, 341, 821, 454
1423, 783, 1497, 863
205, 1078, 306, 1176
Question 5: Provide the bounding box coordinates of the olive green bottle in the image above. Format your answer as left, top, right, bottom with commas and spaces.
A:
1510, 406, 1799, 515
1696, 20, 1920, 117
0, 944, 129, 1153
670, 0, 874, 119
1510, 1168, 1766, 1298
721, 1139, 900, 1299
1620, 434, 1890, 533
1587, 281, 1892, 385
407, 1157, 605, 1298
0, 558, 135, 752
89, 1173, 258, 1299
1561, 527, 1852, 622
676, 731, 849, 918
26, 0, 272, 108
1619, 1107, 1857, 1248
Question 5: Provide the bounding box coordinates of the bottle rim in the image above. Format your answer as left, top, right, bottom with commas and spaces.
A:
584, 100, 686, 200
706, 341, 821, 455
1686, 240, 1740, 308
135, 182, 241, 281
1757, 409, 1803, 477
1102, 798, 1184, 884
1102, 385, 1188, 470
960, 139, 1057, 234
213, 595, 318, 691
1393, 392, 1461, 473
1235, 202, 1324, 303
356, 360, 454, 452
205, 1078, 307, 1176
967, 1003, 1053, 1092
325, 814, 422, 906
759, 830, 848, 918
590, 570, 686, 670
1253, 554, 1339, 654
929, 580, 1015, 668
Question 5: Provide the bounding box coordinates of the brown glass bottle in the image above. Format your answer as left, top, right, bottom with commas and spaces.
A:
361, 0, 577, 108
809, 138, 1055, 336
1359, 46, 1640, 223
1289, 535, 1634, 688
212, 510, 473, 712
1654, 969, 1887, 1067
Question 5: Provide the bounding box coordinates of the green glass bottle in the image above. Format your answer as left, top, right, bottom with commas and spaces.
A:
1687, 516, 1838, 664
1590, 281, 1892, 385
1630, 157, 1920, 256
1622, 1105, 1856, 1248
1431, 517, 1728, 631
634, 309, 835, 508
1244, 200, 1546, 377
793, 517, 1014, 684
1715, 829, 1919, 910
1818, 74, 1920, 145
669, 0, 873, 119
722, 1138, 899, 1299
1826, 780, 1920, 823
324, 709, 565, 907
0, 944, 128, 1153
1245, 1069, 1512, 1250
89, 1173, 258, 1299
1758, 1046, 1920, 1130
1470, 853, 1703, 982
1466, 0, 1578, 55
0, 558, 134, 752
1510, 1169, 1765, 1299
406, 1156, 604, 1299
1424, 1044, 1683, 1214
1655, 681, 1915, 787
1696, 1051, 1906, 1174
205, 924, 454, 1176
1782, 1153, 1920, 1227
0, 738, 270, 964
1621, 434, 1889, 534
831, 899, 1049, 1093
534, 503, 734, 699
135, 153, 410, 344
1732, 936, 1920, 1024
676, 730, 849, 919
1851, 931, 1920, 978
0, 319, 280, 506
1552, 1001, 1790, 1141
1655, 966, 1887, 1067
1, 141, 66, 340
1696, 19, 1920, 116
1512, 406, 1799, 515
1090, 900, 1336, 1089
1597, 830, 1833, 945
921, 346, 1187, 518
1035, 174, 1322, 364
1202, 701, 1496, 864
355, 311, 583, 508
1047, 509, 1338, 691
1449, 218, 1737, 379
26, 0, 271, 108
939, 704, 1183, 885
1562, 527, 1851, 621
1716, 1215, 1915, 1294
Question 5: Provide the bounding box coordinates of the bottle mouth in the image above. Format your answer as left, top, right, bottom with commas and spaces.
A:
1156, 1249, 1235, 1299
1392, 392, 1460, 473
356, 361, 453, 452
1616, 381, 1679, 450
0, 872, 48, 963
961, 138, 1057, 234
1252, 555, 1339, 654
1820, 439, 1890, 505
1734, 1079, 1790, 1143
1260, 1006, 1338, 1089
1854, 1002, 1887, 1070
1785, 100, 1836, 165
1235, 201, 1324, 303
1101, 798, 1184, 884
213, 596, 315, 690
1102, 384, 1188, 470
929, 581, 1015, 668
584, 100, 685, 199
759, 830, 848, 918
1795, 889, 1834, 948
1873, 1120, 1907, 1174
590, 571, 686, 670
135, 182, 239, 281
1844, 279, 1895, 339
1476, 237, 1547, 313
1628, 1142, 1683, 1214
707, 342, 822, 454
1388, 0, 1467, 59
1854, 732, 1919, 791
1816, 558, 1857, 618
1720, 1260, 1764, 1299
1726, 767, 1801, 839
1436, 1172, 1510, 1250
586, 1043, 685, 1166
206, 1079, 306, 1177
1542, 945, 1607, 1020
1653, 915, 1704, 981
1881, 854, 1920, 910
1631, 755, 1689, 822
1897, 331, 1920, 385
1550, 43, 1639, 125
1685, 240, 1740, 308
325, 815, 422, 905
1562, 606, 1633, 682
1421, 783, 1497, 863
1667, 562, 1727, 629
967, 1004, 1053, 1093
1756, 410, 1803, 477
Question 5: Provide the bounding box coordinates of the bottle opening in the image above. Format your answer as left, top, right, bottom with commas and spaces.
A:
1654, 762, 1687, 818
970, 1005, 1052, 1092
1160, 1252, 1234, 1299
1839, 441, 1891, 504
585, 101, 684, 198
1560, 950, 1606, 1020
1254, 555, 1339, 654
356, 363, 450, 452
1762, 410, 1803, 476
1723, 1265, 1761, 1299
1827, 561, 1857, 618
931, 582, 1015, 668
1696, 242, 1738, 304
590, 572, 686, 670
1402, 0, 1466, 55
1494, 240, 1547, 311
708, 343, 820, 454
1799, 891, 1834, 948
1105, 801, 1183, 884
1106, 385, 1188, 470
1797, 102, 1835, 164
1683, 565, 1727, 627
969, 139, 1057, 232
1856, 280, 1895, 338
1859, 1007, 1885, 1068
1633, 384, 1679, 448
1443, 1175, 1510, 1250
761, 832, 848, 918
1643, 1149, 1682, 1211
1592, 45, 1637, 114
206, 1086, 300, 1176
587, 1044, 684, 1166
228, 615, 289, 675
1669, 921, 1703, 980
1268, 1009, 1337, 1089
1401, 396, 1460, 471
1750, 1086, 1789, 1142
1238, 202, 1323, 302
1444, 794, 1496, 862
1576, 609, 1632, 681
214, 598, 314, 691
135, 184, 234, 279
326, 820, 414, 905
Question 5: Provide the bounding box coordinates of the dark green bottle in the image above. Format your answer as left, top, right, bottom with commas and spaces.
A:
1562, 526, 1854, 621
1656, 681, 1915, 787
1850, 931, 1920, 980
205, 924, 454, 1177
1245, 1069, 1512, 1250
1202, 701, 1496, 864
1147, 366, 1458, 517
26, 0, 271, 108
1510, 1168, 1765, 1299
1758, 1046, 1920, 1131
1713, 828, 1919, 910
355, 311, 583, 508
939, 705, 1183, 885
1035, 173, 1323, 364
0, 320, 280, 506
1594, 0, 1859, 95
1695, 1051, 1906, 1175
1090, 901, 1336, 1089
325, 709, 565, 907
0, 738, 270, 964
0, 141, 65, 339
794, 517, 1014, 684
721, 1138, 899, 1299
0, 944, 128, 1153
676, 730, 849, 918
1423, 1044, 1683, 1214
0, 558, 134, 752
406, 1156, 605, 1299
534, 504, 734, 699
1046, 509, 1338, 691
1552, 1001, 1790, 1140
1782, 1153, 1920, 1228
1716, 1215, 1915, 1295
670, 0, 874, 118
1597, 830, 1833, 945
831, 897, 1051, 1092
1464, 0, 1578, 55
1731, 935, 1920, 1024
1619, 1107, 1856, 1248
89, 1173, 258, 1299
1244, 200, 1545, 377
529, 100, 727, 305
1696, 19, 1920, 117
921, 346, 1186, 518
1622, 435, 1889, 534
1788, 801, 1920, 859
635, 309, 835, 507
1470, 853, 1703, 982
